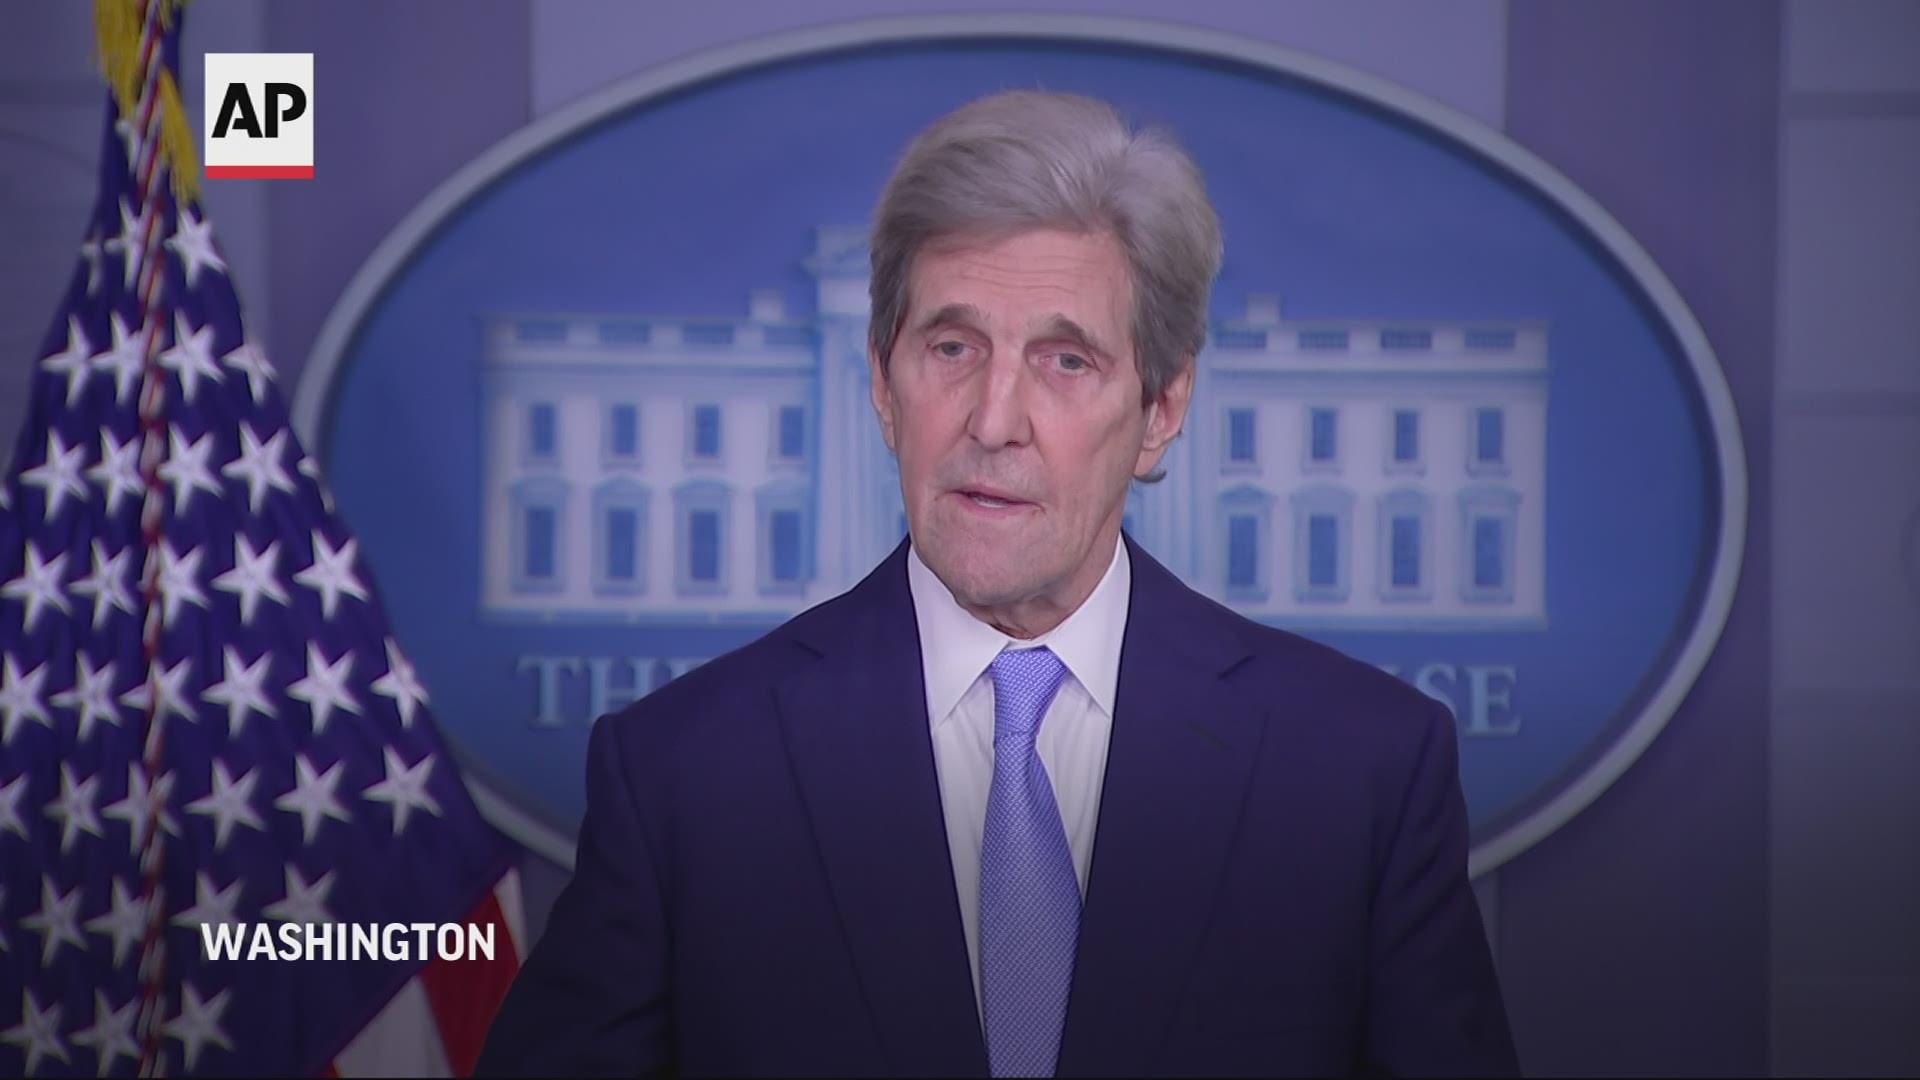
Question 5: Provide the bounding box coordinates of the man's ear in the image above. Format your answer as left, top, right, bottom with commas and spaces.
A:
1134, 361, 1194, 478
868, 344, 898, 453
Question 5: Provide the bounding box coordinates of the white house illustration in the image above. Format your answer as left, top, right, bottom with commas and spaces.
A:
480, 226, 1547, 631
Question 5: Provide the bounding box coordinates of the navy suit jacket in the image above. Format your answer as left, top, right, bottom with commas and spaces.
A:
477, 535, 1519, 1077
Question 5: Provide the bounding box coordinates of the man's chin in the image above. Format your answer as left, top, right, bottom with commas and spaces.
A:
923, 546, 1051, 610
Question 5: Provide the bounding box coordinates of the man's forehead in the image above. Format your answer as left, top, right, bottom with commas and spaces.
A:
906, 236, 1131, 334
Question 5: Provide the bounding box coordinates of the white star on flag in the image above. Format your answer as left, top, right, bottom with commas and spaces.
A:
187, 760, 266, 852
363, 747, 443, 836
158, 311, 224, 404
68, 539, 138, 630
159, 424, 222, 514
222, 423, 296, 513
104, 197, 150, 291
117, 655, 195, 726
49, 653, 123, 743
19, 431, 90, 523
273, 753, 352, 845
44, 763, 105, 853
86, 428, 145, 517
157, 540, 211, 628
297, 454, 337, 515
294, 532, 369, 619
0, 655, 52, 746
0, 774, 28, 840
84, 879, 150, 967
78, 230, 105, 294
222, 339, 277, 404
165, 204, 227, 286
90, 312, 148, 405
201, 646, 277, 737
171, 871, 244, 931
20, 879, 86, 966
164, 982, 234, 1072
212, 535, 292, 625
70, 990, 140, 1077
263, 865, 336, 925
287, 642, 359, 735
39, 317, 93, 406
2, 543, 71, 634
102, 763, 181, 854
0, 990, 69, 1075
111, 117, 142, 181
371, 637, 430, 729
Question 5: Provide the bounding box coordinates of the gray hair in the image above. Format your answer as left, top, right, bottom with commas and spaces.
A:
867, 90, 1223, 410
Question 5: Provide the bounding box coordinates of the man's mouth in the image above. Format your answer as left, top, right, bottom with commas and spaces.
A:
955, 487, 1032, 511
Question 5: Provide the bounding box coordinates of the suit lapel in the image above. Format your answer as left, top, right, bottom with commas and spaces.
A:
1056, 537, 1264, 1077
775, 541, 988, 1076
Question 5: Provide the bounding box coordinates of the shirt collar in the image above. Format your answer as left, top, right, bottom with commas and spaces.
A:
906, 533, 1131, 728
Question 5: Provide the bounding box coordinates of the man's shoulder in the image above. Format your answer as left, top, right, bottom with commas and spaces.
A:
589, 578, 873, 756
1159, 570, 1444, 741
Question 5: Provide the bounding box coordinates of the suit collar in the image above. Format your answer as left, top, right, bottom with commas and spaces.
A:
780, 534, 1265, 1076
776, 539, 988, 1075
905, 534, 1132, 726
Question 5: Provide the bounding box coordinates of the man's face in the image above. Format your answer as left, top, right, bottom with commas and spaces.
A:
869, 228, 1190, 617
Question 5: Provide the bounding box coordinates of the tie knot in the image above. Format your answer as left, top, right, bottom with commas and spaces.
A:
988, 646, 1069, 743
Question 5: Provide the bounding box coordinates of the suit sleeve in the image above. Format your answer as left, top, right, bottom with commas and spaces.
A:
1361, 697, 1521, 1077
475, 711, 674, 1078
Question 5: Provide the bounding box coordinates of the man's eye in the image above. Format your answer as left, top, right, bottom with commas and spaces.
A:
933, 340, 970, 359
1053, 352, 1090, 372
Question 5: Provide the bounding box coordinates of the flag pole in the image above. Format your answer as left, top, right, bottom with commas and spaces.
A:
90, 0, 194, 1073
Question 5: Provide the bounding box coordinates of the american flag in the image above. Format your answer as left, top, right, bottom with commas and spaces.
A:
0, 2, 522, 1075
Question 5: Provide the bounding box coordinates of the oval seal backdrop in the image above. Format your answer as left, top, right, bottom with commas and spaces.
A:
292, 15, 1747, 877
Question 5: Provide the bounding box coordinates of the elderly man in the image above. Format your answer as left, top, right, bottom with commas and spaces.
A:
478, 90, 1518, 1079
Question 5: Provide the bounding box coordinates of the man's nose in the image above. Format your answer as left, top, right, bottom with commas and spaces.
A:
966, 354, 1034, 450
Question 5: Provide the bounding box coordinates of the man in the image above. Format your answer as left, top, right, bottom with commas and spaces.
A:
478, 89, 1518, 1078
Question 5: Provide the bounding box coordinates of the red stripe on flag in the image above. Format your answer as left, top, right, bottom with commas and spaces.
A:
417, 882, 522, 1076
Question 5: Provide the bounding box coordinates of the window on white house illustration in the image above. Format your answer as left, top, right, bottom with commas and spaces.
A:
1227, 408, 1256, 465
1308, 408, 1338, 465
1473, 517, 1505, 589
607, 508, 639, 580
674, 479, 731, 595
1377, 489, 1431, 601
771, 511, 802, 581
607, 403, 639, 462
776, 405, 806, 461
1308, 514, 1339, 587
1458, 485, 1520, 603
1291, 485, 1353, 603
1217, 484, 1273, 602
1472, 407, 1506, 469
1391, 515, 1421, 587
526, 506, 556, 578
1392, 410, 1420, 465
1228, 514, 1259, 589
593, 479, 649, 594
690, 512, 720, 581
510, 477, 569, 594
526, 402, 558, 464
690, 404, 722, 460
756, 479, 811, 595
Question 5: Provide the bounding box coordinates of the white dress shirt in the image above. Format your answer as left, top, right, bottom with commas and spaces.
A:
905, 534, 1131, 1016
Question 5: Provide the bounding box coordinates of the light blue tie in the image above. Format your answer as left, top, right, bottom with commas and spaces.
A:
979, 646, 1079, 1078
